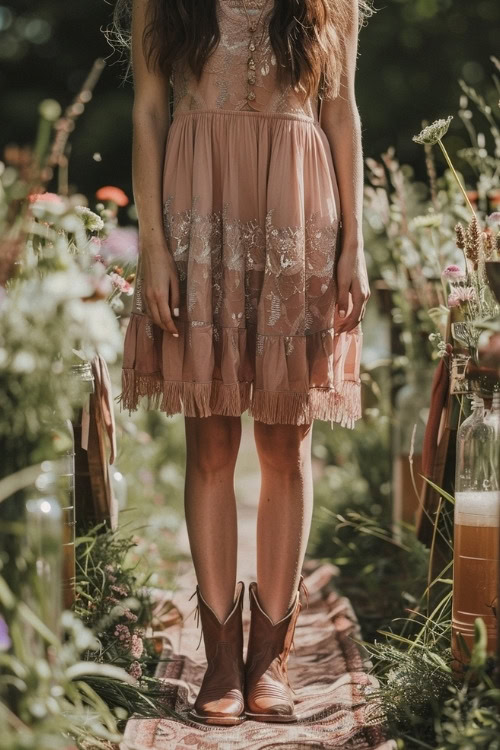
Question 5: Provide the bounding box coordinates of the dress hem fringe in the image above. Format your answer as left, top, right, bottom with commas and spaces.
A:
117, 369, 362, 429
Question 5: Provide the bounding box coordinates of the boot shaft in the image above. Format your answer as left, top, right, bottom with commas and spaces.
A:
195, 581, 245, 663
247, 581, 302, 667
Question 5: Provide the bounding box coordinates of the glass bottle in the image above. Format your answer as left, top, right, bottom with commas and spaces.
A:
452, 393, 500, 673
392, 366, 435, 533
23, 466, 63, 654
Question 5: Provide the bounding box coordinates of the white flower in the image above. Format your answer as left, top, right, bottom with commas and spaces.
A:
11, 351, 36, 373
409, 213, 443, 230
413, 116, 453, 145
74, 206, 104, 232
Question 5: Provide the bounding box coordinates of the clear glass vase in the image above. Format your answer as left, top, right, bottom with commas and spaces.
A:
392, 366, 435, 532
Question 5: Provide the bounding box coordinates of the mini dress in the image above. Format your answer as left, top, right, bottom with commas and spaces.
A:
119, 0, 363, 428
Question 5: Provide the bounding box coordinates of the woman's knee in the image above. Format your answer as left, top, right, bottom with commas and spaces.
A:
185, 415, 241, 475
253, 421, 312, 474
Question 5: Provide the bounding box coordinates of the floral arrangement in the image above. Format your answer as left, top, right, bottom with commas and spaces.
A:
363, 62, 500, 375
411, 112, 500, 365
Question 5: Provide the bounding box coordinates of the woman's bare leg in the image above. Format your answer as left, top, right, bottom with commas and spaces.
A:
184, 415, 242, 623
253, 420, 314, 623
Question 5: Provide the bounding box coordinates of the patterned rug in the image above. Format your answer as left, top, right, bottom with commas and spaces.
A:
121, 563, 396, 750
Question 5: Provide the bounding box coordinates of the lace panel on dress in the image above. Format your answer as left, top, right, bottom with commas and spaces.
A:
140, 194, 342, 341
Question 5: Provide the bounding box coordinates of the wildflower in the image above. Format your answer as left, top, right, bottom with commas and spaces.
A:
104, 563, 117, 583
96, 186, 129, 206
409, 213, 443, 230
412, 116, 453, 145
455, 223, 466, 250
448, 286, 476, 307
39, 98, 62, 122
465, 216, 481, 269
0, 617, 11, 651
487, 211, 500, 225
128, 661, 142, 680
130, 633, 144, 659
482, 231, 494, 260
99, 227, 139, 262
441, 264, 466, 282
114, 623, 131, 647
123, 608, 138, 623
28, 191, 64, 204
109, 272, 133, 296
110, 583, 130, 597
74, 206, 104, 232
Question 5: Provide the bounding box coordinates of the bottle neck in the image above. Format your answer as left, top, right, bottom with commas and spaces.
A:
471, 394, 484, 412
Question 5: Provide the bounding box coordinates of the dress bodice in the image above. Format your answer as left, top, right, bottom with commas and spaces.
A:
171, 0, 320, 120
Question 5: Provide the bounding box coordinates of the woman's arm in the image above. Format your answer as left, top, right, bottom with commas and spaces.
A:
320, 0, 370, 334
131, 0, 179, 336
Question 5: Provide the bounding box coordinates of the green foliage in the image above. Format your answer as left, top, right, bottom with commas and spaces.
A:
0, 574, 127, 750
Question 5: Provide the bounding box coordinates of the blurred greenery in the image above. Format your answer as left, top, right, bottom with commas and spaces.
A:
1, 0, 498, 199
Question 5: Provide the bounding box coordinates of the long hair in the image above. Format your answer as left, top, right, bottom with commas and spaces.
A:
107, 0, 376, 101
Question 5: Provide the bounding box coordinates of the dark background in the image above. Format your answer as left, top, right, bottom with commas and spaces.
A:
1, 0, 498, 200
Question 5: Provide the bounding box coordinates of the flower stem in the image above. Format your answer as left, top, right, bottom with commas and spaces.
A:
437, 139, 477, 218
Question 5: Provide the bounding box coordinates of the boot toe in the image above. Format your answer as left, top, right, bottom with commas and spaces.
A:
195, 689, 244, 719
247, 690, 294, 716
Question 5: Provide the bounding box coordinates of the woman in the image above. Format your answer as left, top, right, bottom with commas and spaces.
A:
114, 0, 374, 726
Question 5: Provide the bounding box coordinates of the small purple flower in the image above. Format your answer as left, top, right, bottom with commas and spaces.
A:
442, 264, 466, 282
0, 617, 11, 651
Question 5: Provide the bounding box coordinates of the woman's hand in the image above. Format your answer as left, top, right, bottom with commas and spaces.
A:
334, 246, 370, 335
141, 240, 180, 337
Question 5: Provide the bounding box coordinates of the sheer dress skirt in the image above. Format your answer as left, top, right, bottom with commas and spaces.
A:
119, 108, 363, 428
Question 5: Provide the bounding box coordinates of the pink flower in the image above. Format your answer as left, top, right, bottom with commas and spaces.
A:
28, 191, 64, 204
128, 660, 142, 680
487, 211, 500, 224
96, 186, 129, 206
448, 286, 476, 308
123, 608, 138, 623
114, 624, 131, 647
130, 633, 144, 659
442, 264, 466, 281
100, 227, 139, 262
109, 272, 133, 296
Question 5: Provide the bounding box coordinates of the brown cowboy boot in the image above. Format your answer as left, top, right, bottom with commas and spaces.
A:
244, 577, 306, 722
190, 581, 246, 725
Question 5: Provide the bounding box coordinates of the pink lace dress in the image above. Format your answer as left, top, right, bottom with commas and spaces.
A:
120, 0, 363, 427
